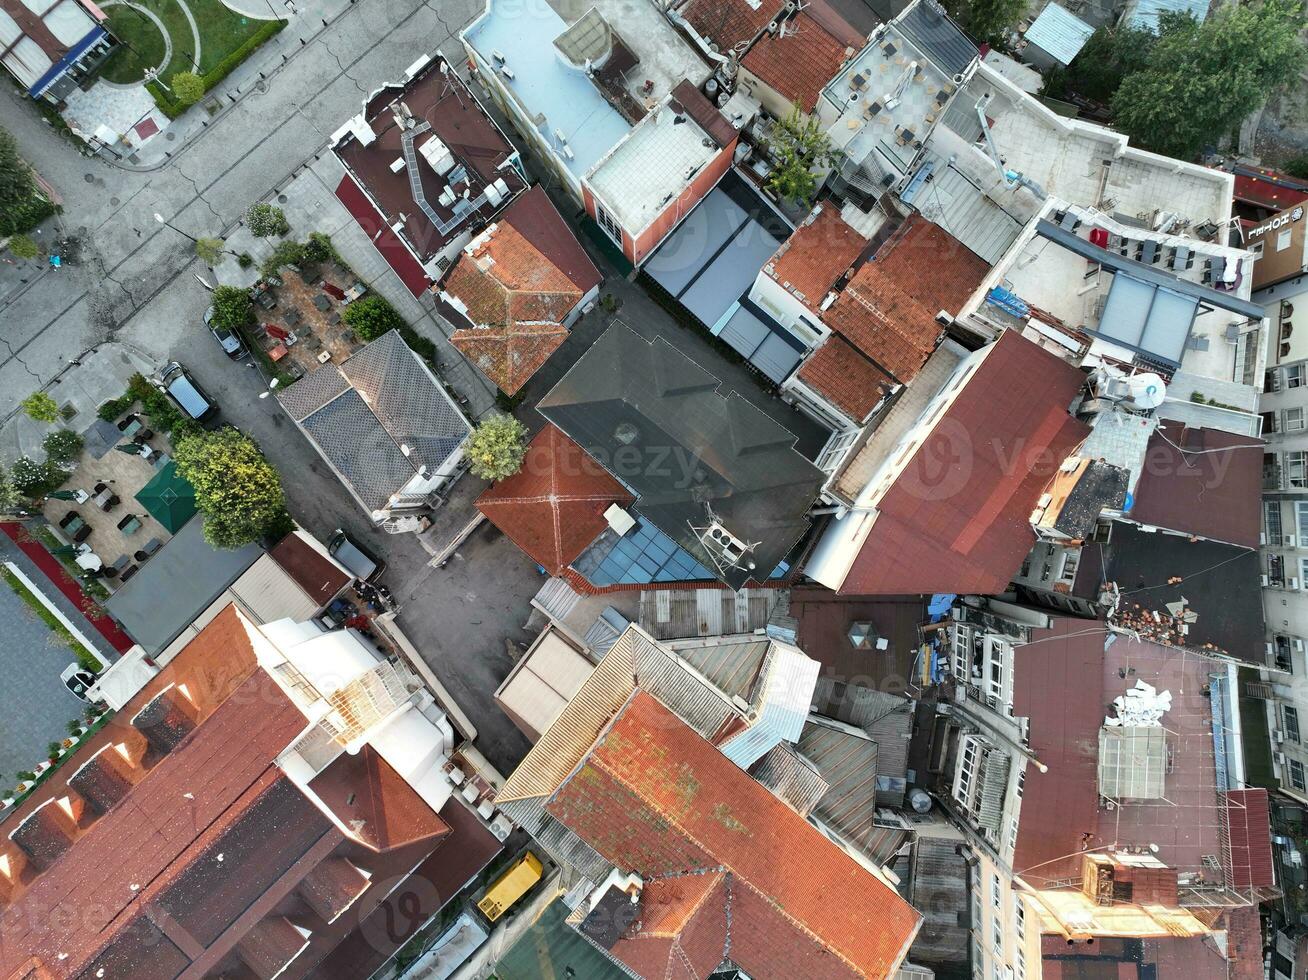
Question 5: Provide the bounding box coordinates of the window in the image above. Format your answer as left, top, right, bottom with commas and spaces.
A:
594, 202, 622, 246
1278, 229, 1295, 252
1299, 557, 1308, 584
992, 916, 1003, 956
971, 870, 983, 931
1286, 705, 1301, 743
1289, 758, 1306, 790
1297, 502, 1308, 546
1289, 407, 1307, 432
1289, 365, 1306, 388
1268, 502, 1284, 542
1251, 241, 1265, 258
816, 428, 859, 473
1289, 452, 1308, 489
991, 872, 1002, 909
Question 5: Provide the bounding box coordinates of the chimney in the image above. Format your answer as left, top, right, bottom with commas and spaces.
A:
68, 743, 140, 815
236, 917, 314, 977
131, 684, 198, 756
8, 798, 79, 871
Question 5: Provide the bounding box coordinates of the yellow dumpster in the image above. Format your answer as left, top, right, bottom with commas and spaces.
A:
476, 851, 543, 922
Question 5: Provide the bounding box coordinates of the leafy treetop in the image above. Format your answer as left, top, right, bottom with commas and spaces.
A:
466, 413, 528, 481
173, 427, 288, 549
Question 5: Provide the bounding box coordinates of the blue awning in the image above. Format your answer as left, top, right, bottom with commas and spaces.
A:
29, 26, 106, 98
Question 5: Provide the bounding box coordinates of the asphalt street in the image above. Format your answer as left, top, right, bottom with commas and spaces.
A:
0, 0, 540, 776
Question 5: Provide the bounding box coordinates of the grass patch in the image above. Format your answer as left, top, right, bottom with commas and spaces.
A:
145, 16, 285, 119
100, 6, 168, 83
0, 567, 102, 672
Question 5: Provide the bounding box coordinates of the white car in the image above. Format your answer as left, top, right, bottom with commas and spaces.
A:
60, 663, 97, 703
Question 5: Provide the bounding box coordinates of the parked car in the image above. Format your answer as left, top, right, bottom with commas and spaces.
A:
156, 361, 218, 423
328, 529, 385, 582
60, 663, 97, 703
204, 306, 246, 358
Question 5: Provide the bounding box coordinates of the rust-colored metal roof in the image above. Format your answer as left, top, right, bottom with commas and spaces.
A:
1041, 935, 1228, 980
268, 531, 351, 607
309, 744, 450, 852
840, 330, 1089, 594
476, 424, 635, 574
1224, 788, 1275, 891
546, 690, 922, 980
1127, 420, 1263, 549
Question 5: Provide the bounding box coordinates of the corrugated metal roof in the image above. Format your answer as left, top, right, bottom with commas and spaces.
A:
751, 742, 831, 816
664, 636, 771, 699
1223, 788, 1275, 891
1024, 3, 1094, 65
911, 162, 1024, 265
228, 555, 320, 626
638, 587, 785, 639
1123, 0, 1209, 33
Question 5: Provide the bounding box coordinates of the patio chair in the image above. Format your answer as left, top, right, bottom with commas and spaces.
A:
105, 554, 130, 577
140, 537, 163, 557
103, 494, 121, 511
117, 514, 142, 534
73, 524, 92, 544
59, 511, 81, 530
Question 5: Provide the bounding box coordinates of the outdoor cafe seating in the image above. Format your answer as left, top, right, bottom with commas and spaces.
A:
58, 512, 92, 543
116, 513, 143, 535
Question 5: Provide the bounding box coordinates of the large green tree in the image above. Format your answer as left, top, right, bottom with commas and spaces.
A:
765, 103, 835, 207
208, 285, 253, 332
0, 126, 53, 236
1112, 0, 1307, 160
466, 414, 527, 481
173, 428, 288, 549
1043, 25, 1157, 104
944, 0, 1026, 46
342, 294, 406, 341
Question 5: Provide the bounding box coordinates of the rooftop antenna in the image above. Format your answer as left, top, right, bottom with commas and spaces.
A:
438, 59, 466, 110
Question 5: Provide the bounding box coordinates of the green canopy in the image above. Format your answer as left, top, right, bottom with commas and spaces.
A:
134, 460, 197, 533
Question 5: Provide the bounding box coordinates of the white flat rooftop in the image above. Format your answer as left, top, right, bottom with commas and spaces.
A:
586, 105, 718, 233
950, 63, 1233, 234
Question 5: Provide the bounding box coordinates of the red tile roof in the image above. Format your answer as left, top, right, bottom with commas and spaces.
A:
766, 204, 867, 311
795, 332, 896, 422
545, 691, 921, 979
0, 606, 451, 980
683, 0, 788, 51
1128, 420, 1263, 549
742, 12, 852, 113
1224, 788, 1275, 891
476, 424, 635, 574
499, 186, 602, 294
824, 215, 989, 382
840, 330, 1088, 594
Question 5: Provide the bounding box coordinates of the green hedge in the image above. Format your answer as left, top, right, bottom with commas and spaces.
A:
147, 19, 287, 119
0, 195, 56, 237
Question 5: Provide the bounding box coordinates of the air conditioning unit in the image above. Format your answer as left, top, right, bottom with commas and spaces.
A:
1263, 574, 1271, 586
1294, 638, 1304, 652
1275, 729, 1287, 744
1288, 535, 1298, 547
1291, 578, 1301, 590
1275, 752, 1288, 768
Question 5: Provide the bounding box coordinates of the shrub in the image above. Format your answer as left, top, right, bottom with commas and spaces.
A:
10, 455, 66, 498
0, 467, 20, 514
139, 387, 183, 433
343, 294, 406, 342
238, 251, 254, 268
195, 236, 226, 265
42, 429, 84, 465
259, 239, 306, 278
97, 394, 134, 422
466, 414, 528, 481
303, 231, 336, 263
7, 234, 38, 260
209, 284, 254, 332
144, 19, 287, 119
21, 391, 58, 423
170, 71, 205, 106
399, 326, 436, 363
247, 202, 290, 238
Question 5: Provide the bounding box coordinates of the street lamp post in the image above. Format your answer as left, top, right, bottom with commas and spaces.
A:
153, 213, 241, 260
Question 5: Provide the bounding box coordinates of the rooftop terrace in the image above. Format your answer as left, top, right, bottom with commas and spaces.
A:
462, 0, 708, 179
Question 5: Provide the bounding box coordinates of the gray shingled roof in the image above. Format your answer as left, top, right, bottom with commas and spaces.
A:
280, 331, 471, 513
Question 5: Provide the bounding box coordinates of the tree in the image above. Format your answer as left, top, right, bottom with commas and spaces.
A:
208, 285, 253, 333
246, 202, 290, 238
0, 126, 54, 236
466, 414, 528, 481
1112, 0, 1307, 160
21, 391, 58, 423
9, 455, 66, 498
303, 231, 336, 263
170, 71, 205, 107
195, 236, 226, 265
0, 467, 21, 514
1042, 25, 1157, 104
765, 103, 836, 207
259, 239, 306, 278
7, 234, 38, 260
943, 0, 1025, 46
173, 428, 288, 549
342, 294, 406, 341
42, 429, 84, 465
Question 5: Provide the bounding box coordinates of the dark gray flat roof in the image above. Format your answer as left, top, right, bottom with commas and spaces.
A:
105, 517, 261, 654
537, 322, 826, 590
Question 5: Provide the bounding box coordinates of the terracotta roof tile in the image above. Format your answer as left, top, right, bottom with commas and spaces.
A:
742, 13, 852, 113
823, 215, 990, 383
477, 425, 635, 574
546, 691, 921, 979
309, 744, 450, 852
796, 333, 896, 422
683, 0, 788, 51
766, 205, 867, 311
443, 219, 583, 394
498, 186, 602, 293
840, 330, 1089, 594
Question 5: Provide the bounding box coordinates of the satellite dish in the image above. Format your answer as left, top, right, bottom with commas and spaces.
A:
1127, 372, 1166, 410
